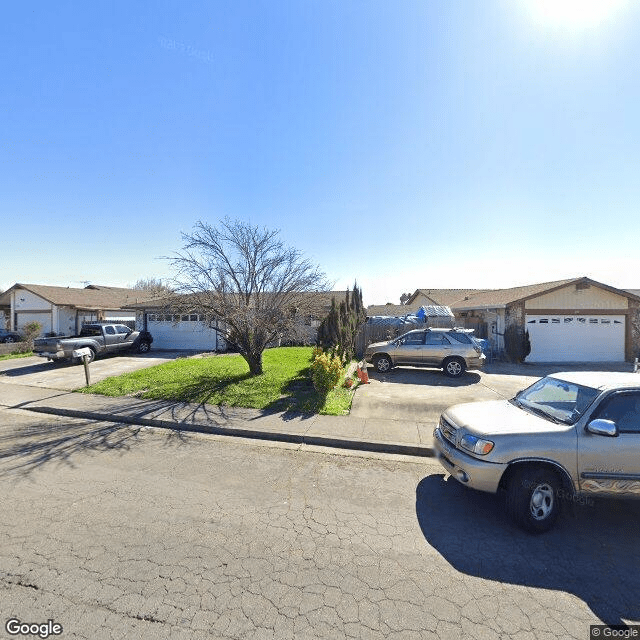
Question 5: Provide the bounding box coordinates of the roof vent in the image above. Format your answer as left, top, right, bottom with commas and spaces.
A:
575, 282, 590, 291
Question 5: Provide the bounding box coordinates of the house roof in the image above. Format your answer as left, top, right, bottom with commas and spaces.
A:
0, 283, 152, 311
406, 278, 640, 311
130, 290, 349, 313
450, 278, 579, 309
407, 288, 493, 307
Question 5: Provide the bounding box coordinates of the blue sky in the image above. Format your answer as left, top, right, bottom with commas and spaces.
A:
2, 0, 639, 305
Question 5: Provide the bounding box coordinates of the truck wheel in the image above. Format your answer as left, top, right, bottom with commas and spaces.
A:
505, 467, 562, 533
443, 357, 466, 378
374, 355, 392, 373
137, 341, 151, 353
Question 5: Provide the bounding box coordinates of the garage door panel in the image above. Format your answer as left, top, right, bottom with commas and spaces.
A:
526, 315, 625, 362
148, 320, 223, 350
17, 312, 52, 336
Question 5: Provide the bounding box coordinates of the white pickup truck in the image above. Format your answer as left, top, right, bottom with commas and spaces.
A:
433, 371, 640, 532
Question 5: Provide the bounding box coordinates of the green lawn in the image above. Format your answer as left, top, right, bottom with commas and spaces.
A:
79, 347, 356, 415
0, 351, 33, 361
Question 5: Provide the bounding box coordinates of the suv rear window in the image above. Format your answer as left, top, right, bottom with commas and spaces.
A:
447, 332, 472, 344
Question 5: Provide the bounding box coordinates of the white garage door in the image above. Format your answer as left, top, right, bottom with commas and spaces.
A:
147, 316, 225, 351
17, 312, 52, 335
525, 315, 625, 363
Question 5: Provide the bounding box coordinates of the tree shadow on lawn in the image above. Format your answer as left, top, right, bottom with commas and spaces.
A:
0, 417, 190, 478
262, 369, 328, 419
149, 371, 254, 405
416, 474, 640, 625
136, 367, 323, 419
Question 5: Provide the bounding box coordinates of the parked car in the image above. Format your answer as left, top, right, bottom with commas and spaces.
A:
364, 328, 485, 377
433, 371, 640, 532
0, 329, 23, 343
33, 324, 153, 363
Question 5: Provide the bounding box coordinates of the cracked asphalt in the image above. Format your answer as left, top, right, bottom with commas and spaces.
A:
0, 407, 638, 639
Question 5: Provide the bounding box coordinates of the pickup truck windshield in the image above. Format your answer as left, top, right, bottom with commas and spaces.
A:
514, 376, 600, 425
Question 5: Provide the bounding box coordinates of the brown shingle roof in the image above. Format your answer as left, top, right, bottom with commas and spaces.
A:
378, 278, 640, 314
408, 288, 494, 307
130, 290, 348, 312
0, 283, 153, 310
450, 278, 579, 309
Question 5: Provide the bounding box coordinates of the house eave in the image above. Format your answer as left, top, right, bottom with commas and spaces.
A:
453, 304, 506, 312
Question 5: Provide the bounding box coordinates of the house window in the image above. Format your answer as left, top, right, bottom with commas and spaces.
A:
564, 318, 573, 323
577, 318, 586, 323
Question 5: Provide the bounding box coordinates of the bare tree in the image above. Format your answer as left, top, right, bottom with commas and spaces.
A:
168, 219, 330, 375
130, 277, 173, 298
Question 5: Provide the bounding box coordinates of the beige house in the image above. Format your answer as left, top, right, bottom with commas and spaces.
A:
0, 284, 149, 336
131, 291, 347, 351
404, 278, 640, 363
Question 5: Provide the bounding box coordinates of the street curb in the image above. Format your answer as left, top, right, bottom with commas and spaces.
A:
21, 405, 436, 458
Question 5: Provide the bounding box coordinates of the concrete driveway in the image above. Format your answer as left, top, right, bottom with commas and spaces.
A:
353, 361, 636, 424
0, 351, 190, 391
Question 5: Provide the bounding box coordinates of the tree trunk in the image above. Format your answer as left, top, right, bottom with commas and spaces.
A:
244, 350, 264, 376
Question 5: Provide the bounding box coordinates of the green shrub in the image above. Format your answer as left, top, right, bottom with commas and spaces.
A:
15, 321, 42, 353
310, 351, 344, 393
504, 325, 531, 363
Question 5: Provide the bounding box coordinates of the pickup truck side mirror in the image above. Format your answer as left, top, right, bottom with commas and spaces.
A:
586, 419, 618, 437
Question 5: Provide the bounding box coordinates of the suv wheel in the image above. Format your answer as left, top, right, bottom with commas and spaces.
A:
443, 357, 465, 378
374, 355, 392, 373
137, 341, 151, 353
505, 467, 562, 533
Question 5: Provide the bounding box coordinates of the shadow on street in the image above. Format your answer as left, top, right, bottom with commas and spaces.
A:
416, 474, 640, 625
0, 416, 191, 477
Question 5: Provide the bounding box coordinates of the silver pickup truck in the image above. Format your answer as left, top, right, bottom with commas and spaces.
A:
33, 324, 153, 363
433, 371, 640, 532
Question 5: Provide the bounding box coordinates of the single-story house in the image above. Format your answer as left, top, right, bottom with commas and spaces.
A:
403, 277, 640, 363
131, 291, 348, 351
0, 283, 150, 336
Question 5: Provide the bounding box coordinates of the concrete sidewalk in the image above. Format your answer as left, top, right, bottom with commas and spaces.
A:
0, 383, 437, 457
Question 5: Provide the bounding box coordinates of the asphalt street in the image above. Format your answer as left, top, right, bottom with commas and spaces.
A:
1, 407, 638, 639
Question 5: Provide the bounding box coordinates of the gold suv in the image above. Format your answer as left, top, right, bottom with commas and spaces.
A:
364, 328, 485, 377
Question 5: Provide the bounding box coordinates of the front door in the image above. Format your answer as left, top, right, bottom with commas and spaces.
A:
578, 391, 640, 496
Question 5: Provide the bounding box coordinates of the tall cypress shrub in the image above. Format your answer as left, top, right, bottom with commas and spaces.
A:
317, 283, 366, 361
